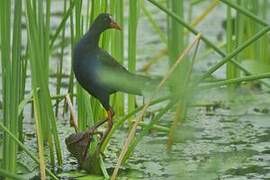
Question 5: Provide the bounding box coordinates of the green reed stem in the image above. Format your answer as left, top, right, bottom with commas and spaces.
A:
25, 0, 62, 168
111, 0, 125, 116
167, 0, 184, 65
55, 0, 67, 117
226, 1, 237, 84
88, 0, 104, 122
65, 0, 76, 116
128, 0, 138, 114
74, 0, 90, 131
201, 72, 270, 88
0, 0, 22, 177
0, 0, 11, 173
260, 0, 269, 64
9, 0, 22, 171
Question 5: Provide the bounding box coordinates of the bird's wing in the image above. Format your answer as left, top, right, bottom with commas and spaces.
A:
96, 49, 159, 95
97, 49, 128, 73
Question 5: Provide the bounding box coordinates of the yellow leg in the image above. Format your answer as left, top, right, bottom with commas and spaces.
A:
99, 108, 114, 147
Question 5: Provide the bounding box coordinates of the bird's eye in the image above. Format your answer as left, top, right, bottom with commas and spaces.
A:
108, 15, 113, 21
104, 17, 109, 22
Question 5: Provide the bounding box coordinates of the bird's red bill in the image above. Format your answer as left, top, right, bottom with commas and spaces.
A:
110, 20, 122, 30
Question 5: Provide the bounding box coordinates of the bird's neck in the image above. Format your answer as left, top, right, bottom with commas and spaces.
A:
84, 27, 103, 49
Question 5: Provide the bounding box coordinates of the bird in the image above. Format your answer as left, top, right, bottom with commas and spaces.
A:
73, 13, 158, 154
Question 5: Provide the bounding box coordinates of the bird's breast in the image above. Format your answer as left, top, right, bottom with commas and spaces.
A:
73, 52, 102, 88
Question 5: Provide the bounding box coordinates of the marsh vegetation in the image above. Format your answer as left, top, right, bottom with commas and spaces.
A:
0, 0, 270, 179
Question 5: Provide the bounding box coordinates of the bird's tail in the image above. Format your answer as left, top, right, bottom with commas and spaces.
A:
99, 68, 160, 97
117, 73, 160, 96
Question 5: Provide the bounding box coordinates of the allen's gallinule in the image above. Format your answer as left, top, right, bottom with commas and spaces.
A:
73, 13, 158, 153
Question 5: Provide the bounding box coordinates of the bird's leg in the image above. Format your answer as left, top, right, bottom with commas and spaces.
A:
85, 118, 108, 136
81, 123, 108, 161
99, 107, 114, 147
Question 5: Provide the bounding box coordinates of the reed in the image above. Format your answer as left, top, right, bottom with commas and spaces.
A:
111, 0, 125, 116
226, 0, 237, 87
66, 0, 76, 115
55, 0, 67, 116
166, 0, 189, 150
128, 0, 138, 114
25, 1, 63, 171
0, 0, 21, 177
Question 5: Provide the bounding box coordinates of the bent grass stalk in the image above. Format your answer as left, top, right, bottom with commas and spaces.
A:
190, 0, 220, 27
0, 123, 58, 180
201, 72, 270, 89
111, 34, 202, 180
65, 94, 78, 132
0, 168, 26, 180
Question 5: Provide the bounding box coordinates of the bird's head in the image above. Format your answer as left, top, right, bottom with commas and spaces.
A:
92, 13, 122, 32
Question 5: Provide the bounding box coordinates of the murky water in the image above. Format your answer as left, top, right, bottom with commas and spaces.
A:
92, 88, 269, 180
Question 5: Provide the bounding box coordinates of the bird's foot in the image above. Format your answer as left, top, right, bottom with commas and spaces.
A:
65, 125, 104, 162
66, 118, 111, 163
98, 117, 113, 150
65, 131, 93, 162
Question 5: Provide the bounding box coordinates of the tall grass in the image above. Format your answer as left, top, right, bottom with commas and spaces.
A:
111, 0, 125, 116
55, 0, 67, 116
128, 0, 138, 114
166, 0, 185, 150
0, 0, 22, 177
25, 0, 62, 169
226, 2, 237, 83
